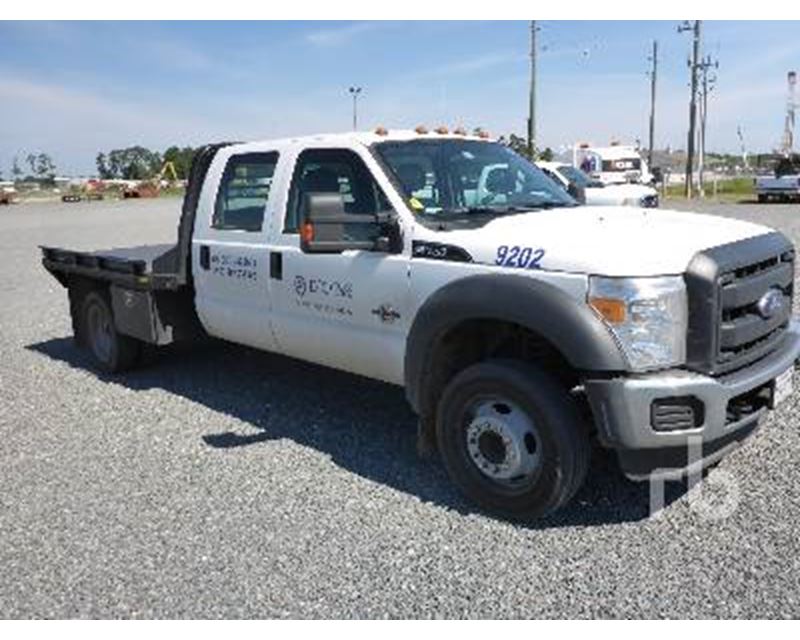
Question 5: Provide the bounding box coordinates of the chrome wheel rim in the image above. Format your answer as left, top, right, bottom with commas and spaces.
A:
465, 397, 541, 485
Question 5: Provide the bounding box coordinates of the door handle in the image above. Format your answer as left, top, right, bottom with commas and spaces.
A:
270, 251, 282, 280
199, 245, 210, 270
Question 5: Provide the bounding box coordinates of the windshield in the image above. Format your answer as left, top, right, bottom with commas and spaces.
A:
374, 139, 575, 219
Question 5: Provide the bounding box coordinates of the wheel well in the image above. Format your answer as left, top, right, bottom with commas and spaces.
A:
419, 319, 578, 422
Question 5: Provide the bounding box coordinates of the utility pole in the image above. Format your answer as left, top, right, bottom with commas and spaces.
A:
527, 21, 538, 160
678, 20, 701, 198
697, 55, 718, 196
348, 86, 362, 131
647, 40, 658, 170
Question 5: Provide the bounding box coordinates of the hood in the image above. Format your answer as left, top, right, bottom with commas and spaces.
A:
430, 206, 773, 276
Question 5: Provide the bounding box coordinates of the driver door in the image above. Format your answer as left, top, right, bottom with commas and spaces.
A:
268, 147, 410, 384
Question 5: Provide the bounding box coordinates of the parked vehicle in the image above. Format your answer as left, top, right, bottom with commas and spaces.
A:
1, 182, 17, 205
574, 144, 654, 186
41, 130, 800, 519
537, 161, 659, 207
755, 155, 800, 202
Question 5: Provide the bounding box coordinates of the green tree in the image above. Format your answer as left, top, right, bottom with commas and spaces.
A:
103, 146, 161, 180
96, 153, 112, 179
498, 133, 533, 160
11, 156, 22, 183
35, 153, 56, 181
538, 147, 554, 162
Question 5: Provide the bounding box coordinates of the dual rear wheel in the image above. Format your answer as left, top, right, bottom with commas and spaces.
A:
79, 290, 141, 373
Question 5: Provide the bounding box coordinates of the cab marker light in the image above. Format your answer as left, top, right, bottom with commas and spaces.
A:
415, 125, 429, 134
375, 126, 389, 136
453, 127, 467, 136
434, 126, 449, 134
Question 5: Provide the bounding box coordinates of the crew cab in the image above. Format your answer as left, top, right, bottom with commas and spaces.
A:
536, 161, 659, 208
41, 130, 800, 519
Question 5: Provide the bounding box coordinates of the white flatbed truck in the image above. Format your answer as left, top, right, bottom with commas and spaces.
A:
42, 130, 800, 519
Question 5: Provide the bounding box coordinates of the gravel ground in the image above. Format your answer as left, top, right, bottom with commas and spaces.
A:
1, 197, 799, 619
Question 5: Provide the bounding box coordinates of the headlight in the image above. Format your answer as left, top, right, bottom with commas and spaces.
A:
588, 276, 687, 372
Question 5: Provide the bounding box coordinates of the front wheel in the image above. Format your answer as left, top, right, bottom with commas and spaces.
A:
436, 360, 590, 520
80, 290, 141, 373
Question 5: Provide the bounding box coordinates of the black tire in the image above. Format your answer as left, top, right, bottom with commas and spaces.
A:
757, 194, 767, 204
436, 359, 590, 520
80, 290, 141, 373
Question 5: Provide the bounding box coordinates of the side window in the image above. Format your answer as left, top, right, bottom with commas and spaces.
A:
285, 148, 389, 233
213, 152, 278, 232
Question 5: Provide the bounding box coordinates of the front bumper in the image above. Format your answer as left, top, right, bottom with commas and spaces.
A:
584, 318, 800, 480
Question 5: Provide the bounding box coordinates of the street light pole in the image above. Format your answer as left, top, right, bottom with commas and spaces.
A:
348, 86, 362, 131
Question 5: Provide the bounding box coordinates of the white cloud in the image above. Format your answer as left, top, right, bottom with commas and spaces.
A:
305, 22, 382, 47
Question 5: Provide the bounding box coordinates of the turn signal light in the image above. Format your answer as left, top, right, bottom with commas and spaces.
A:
301, 221, 315, 243
588, 297, 626, 324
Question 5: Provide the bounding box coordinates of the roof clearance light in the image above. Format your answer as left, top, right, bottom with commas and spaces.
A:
478, 130, 490, 139
453, 127, 467, 136
434, 126, 449, 134
415, 125, 429, 134
374, 126, 389, 136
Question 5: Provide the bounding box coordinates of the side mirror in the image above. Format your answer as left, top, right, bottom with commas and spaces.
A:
300, 193, 401, 254
567, 182, 586, 204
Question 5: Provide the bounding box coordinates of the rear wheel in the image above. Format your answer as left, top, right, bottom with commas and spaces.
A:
436, 359, 590, 520
81, 290, 141, 373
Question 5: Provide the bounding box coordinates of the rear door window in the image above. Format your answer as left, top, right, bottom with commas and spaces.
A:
213, 152, 279, 232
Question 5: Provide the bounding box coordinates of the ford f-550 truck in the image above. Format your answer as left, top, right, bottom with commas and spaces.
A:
41, 130, 800, 519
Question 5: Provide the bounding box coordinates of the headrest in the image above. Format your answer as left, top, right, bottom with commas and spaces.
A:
485, 166, 515, 194
394, 163, 427, 193
301, 167, 340, 193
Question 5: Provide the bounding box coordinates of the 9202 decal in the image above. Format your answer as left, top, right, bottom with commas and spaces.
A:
495, 245, 545, 270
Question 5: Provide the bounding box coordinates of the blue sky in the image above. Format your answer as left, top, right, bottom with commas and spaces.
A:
1, 20, 799, 176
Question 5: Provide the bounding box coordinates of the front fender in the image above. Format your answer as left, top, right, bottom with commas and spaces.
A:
404, 273, 626, 412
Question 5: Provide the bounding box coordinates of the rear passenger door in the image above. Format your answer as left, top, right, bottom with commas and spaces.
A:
192, 151, 281, 351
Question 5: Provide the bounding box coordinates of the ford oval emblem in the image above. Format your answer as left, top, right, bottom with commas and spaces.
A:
757, 288, 784, 319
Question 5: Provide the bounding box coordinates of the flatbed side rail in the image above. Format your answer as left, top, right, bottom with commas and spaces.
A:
41, 246, 179, 291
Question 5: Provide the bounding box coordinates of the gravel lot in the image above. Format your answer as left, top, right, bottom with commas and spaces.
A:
1, 197, 799, 618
